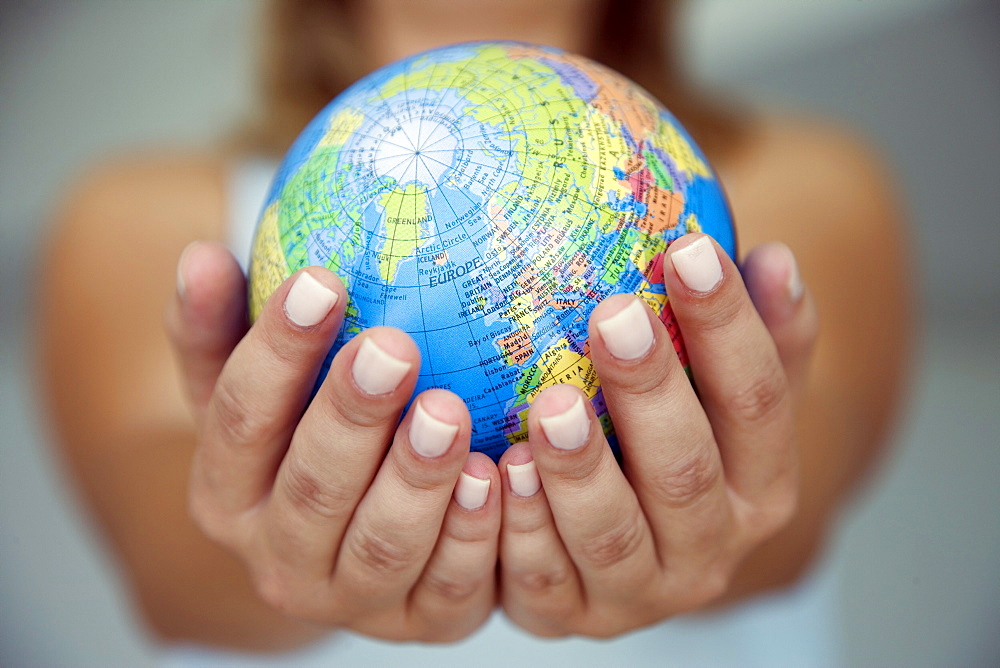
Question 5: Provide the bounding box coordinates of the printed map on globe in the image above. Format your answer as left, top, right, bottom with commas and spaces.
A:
249, 41, 735, 460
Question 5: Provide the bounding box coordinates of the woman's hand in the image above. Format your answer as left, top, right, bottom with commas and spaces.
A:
497, 233, 818, 638
165, 242, 500, 642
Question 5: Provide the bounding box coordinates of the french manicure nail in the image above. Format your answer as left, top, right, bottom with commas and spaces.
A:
539, 396, 590, 451
176, 242, 197, 299
784, 246, 804, 302
671, 236, 723, 293
409, 402, 459, 458
284, 271, 338, 327
507, 460, 541, 497
595, 298, 654, 360
352, 337, 412, 395
455, 472, 490, 510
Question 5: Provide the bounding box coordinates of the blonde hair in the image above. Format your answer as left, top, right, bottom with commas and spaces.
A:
245, 0, 738, 157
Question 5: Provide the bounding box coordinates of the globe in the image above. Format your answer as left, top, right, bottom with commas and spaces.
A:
249, 41, 735, 461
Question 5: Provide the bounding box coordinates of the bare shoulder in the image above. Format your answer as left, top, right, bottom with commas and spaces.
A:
52, 151, 229, 250
720, 113, 913, 340
40, 152, 229, 446
720, 113, 904, 253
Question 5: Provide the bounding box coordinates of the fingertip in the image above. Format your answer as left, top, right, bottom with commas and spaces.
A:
463, 451, 498, 480
530, 386, 592, 453
176, 242, 245, 313
590, 295, 656, 362
455, 453, 498, 511
667, 233, 725, 295
500, 442, 534, 468
414, 388, 471, 430
742, 243, 808, 324
356, 326, 421, 367
407, 390, 471, 460
530, 384, 587, 418
284, 269, 341, 327
349, 328, 420, 396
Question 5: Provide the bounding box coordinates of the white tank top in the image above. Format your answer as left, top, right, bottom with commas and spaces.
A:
162, 160, 846, 667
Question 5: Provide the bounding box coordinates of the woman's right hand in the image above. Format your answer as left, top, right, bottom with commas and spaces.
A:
165, 242, 500, 642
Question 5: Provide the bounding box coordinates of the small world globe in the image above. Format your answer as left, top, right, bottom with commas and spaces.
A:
249, 41, 735, 461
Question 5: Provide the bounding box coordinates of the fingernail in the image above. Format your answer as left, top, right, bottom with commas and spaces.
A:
284, 271, 338, 327
784, 246, 804, 302
176, 242, 197, 299
539, 396, 590, 451
455, 472, 490, 510
671, 236, 723, 293
507, 460, 541, 497
595, 298, 654, 360
352, 337, 412, 395
409, 402, 459, 458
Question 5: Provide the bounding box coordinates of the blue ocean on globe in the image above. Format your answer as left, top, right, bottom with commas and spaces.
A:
249, 41, 735, 460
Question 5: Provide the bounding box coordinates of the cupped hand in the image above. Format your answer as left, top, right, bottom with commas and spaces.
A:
166, 242, 500, 642
497, 233, 818, 638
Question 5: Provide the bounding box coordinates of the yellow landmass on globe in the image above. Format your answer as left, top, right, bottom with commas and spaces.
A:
249, 202, 287, 321
655, 120, 711, 177
319, 109, 364, 148
377, 184, 431, 282
527, 342, 601, 402
635, 280, 669, 318
684, 212, 702, 233
508, 342, 601, 443
578, 106, 634, 228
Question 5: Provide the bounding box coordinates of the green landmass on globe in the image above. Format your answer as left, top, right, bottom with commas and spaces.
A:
249, 41, 735, 461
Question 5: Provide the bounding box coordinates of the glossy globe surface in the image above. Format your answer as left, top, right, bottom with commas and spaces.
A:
250, 41, 735, 460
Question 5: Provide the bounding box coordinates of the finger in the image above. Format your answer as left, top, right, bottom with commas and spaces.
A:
166, 241, 247, 422
587, 294, 733, 567
742, 243, 819, 397
408, 453, 500, 641
190, 267, 345, 523
497, 443, 582, 638
258, 327, 420, 595
527, 385, 658, 605
664, 233, 797, 505
333, 390, 470, 614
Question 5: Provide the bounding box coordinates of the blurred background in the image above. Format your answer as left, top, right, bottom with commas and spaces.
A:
1, 0, 997, 665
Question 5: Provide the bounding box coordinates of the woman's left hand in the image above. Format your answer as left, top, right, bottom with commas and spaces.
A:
497, 233, 818, 637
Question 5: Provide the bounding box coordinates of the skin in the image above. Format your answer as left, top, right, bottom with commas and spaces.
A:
39, 0, 911, 652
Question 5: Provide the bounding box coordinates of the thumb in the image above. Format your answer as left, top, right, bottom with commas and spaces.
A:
741, 242, 819, 397
165, 241, 248, 423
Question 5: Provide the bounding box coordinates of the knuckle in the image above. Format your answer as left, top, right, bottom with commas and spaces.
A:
577, 510, 646, 570
769, 480, 799, 529
550, 457, 603, 489
253, 569, 298, 616
749, 481, 799, 541
696, 566, 731, 606
210, 381, 263, 445
187, 490, 225, 542
669, 565, 731, 612
609, 355, 683, 400
281, 457, 352, 521
510, 567, 572, 595
694, 287, 747, 332
187, 480, 238, 546
349, 527, 414, 578
649, 447, 720, 508
420, 572, 482, 605
256, 322, 309, 368
322, 385, 392, 430
387, 451, 449, 495
728, 371, 788, 425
